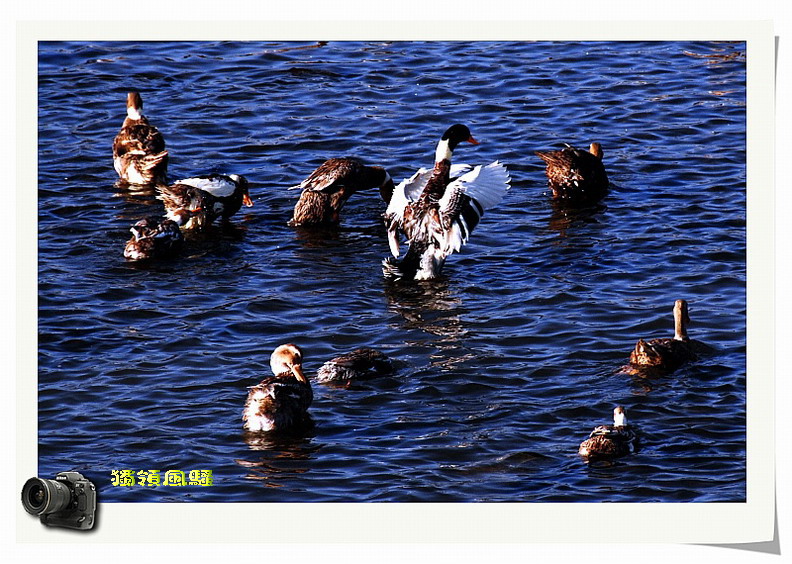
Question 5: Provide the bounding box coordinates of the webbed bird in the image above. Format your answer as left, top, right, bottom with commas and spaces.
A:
288, 157, 394, 226
578, 406, 637, 460
383, 124, 510, 280
156, 173, 252, 230
112, 92, 169, 185
123, 216, 184, 261
535, 142, 608, 205
630, 299, 698, 371
316, 347, 394, 383
243, 344, 313, 433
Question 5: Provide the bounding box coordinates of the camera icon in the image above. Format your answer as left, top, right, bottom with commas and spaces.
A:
22, 472, 97, 531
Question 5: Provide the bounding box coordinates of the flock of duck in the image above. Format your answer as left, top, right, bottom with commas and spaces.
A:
112, 91, 702, 462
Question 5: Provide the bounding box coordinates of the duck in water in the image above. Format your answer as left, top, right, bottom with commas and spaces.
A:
383, 124, 510, 280
112, 92, 169, 185
288, 157, 395, 226
243, 344, 313, 433
535, 142, 608, 206
578, 406, 637, 460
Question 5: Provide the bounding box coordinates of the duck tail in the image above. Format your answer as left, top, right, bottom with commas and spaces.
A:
382, 257, 407, 280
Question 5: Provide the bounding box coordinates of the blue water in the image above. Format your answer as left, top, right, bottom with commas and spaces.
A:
37, 41, 746, 502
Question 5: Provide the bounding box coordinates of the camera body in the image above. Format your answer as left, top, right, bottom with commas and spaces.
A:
22, 471, 97, 530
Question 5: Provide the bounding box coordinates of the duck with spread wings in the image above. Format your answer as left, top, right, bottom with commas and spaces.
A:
382, 124, 511, 281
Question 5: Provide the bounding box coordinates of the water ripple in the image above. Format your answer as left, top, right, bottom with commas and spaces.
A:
37, 40, 746, 503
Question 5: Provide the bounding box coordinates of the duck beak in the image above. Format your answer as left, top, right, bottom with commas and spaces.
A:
242, 193, 254, 207
467, 135, 480, 145
290, 364, 307, 383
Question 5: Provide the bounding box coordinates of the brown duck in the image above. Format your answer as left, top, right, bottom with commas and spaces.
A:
156, 173, 252, 230
316, 347, 394, 383
123, 216, 184, 261
112, 92, 169, 185
630, 299, 697, 370
578, 406, 637, 460
288, 157, 394, 226
535, 142, 608, 205
242, 344, 313, 433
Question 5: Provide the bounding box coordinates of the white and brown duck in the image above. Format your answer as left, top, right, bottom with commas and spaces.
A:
630, 299, 698, 371
316, 347, 394, 383
578, 406, 637, 460
535, 142, 608, 205
242, 344, 313, 433
156, 173, 252, 230
123, 216, 184, 261
288, 157, 395, 226
112, 92, 169, 185
383, 124, 511, 281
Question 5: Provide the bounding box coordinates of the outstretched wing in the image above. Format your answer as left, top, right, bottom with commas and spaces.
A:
383, 168, 428, 258
384, 164, 475, 258
435, 161, 511, 253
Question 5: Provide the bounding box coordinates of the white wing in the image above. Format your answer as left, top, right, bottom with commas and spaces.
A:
384, 163, 474, 224
383, 168, 429, 258
384, 163, 479, 258
446, 161, 511, 211
385, 168, 427, 221
176, 175, 237, 197
436, 161, 511, 253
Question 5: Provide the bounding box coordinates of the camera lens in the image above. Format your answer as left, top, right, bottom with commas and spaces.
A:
21, 477, 72, 516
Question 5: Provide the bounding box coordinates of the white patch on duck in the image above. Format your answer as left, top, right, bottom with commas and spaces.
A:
435, 138, 453, 163
123, 167, 147, 185
242, 388, 276, 432
126, 106, 143, 121
386, 163, 475, 237
176, 175, 240, 198
414, 246, 446, 280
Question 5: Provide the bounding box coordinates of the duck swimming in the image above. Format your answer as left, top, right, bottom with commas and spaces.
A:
535, 142, 608, 205
578, 406, 637, 459
383, 124, 511, 281
630, 299, 697, 371
243, 344, 313, 433
112, 92, 169, 185
123, 216, 184, 261
156, 173, 252, 230
316, 347, 394, 383
288, 157, 395, 226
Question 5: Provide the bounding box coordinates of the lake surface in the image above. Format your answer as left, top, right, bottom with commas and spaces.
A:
37, 40, 746, 502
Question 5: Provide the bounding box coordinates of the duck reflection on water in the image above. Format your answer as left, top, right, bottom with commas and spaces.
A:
383, 277, 468, 340
545, 199, 606, 241
383, 277, 478, 371
236, 434, 320, 487
112, 181, 159, 205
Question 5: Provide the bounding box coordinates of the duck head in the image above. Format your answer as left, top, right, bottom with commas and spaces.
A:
435, 124, 479, 163
589, 142, 603, 160
270, 343, 307, 383
229, 174, 253, 207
